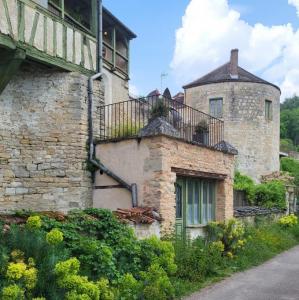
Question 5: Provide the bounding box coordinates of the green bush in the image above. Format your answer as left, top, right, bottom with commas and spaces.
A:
174, 238, 224, 281
206, 219, 246, 257
234, 172, 255, 204
278, 214, 298, 228
281, 157, 299, 186
149, 100, 170, 120
254, 180, 286, 209
139, 236, 177, 276
111, 121, 143, 138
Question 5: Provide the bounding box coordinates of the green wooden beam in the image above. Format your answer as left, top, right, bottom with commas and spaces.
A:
0, 48, 26, 94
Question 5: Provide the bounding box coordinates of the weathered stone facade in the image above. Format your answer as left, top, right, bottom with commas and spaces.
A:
185, 81, 280, 181
95, 136, 235, 232
0, 63, 104, 212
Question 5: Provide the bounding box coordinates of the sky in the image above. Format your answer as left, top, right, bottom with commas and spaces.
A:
104, 0, 299, 100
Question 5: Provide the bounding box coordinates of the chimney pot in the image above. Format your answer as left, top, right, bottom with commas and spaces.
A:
230, 49, 239, 79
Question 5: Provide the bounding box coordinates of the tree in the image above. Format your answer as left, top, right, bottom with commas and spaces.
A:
280, 96, 299, 147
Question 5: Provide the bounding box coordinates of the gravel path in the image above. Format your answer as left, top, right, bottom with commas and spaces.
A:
184, 245, 299, 300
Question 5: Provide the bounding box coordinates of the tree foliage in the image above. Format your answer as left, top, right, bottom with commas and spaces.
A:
280, 96, 299, 148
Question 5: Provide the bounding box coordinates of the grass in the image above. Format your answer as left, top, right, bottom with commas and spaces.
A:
172, 219, 299, 299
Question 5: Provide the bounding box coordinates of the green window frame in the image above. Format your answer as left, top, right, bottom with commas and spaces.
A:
265, 100, 273, 121
178, 178, 216, 226
209, 98, 223, 118
48, 0, 97, 34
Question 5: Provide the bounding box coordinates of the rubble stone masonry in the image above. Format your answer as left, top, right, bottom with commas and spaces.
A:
96, 136, 235, 233
185, 82, 280, 182
0, 63, 104, 212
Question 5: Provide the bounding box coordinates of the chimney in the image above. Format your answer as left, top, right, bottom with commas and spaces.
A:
230, 49, 239, 79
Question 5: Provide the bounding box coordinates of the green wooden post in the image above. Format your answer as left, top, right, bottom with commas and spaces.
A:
0, 48, 26, 94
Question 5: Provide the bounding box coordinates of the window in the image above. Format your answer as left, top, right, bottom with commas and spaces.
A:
48, 0, 94, 33
265, 100, 272, 120
209, 98, 223, 118
177, 178, 216, 226
102, 19, 129, 74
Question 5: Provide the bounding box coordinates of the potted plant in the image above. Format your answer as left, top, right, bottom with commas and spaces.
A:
149, 99, 170, 121
193, 119, 209, 144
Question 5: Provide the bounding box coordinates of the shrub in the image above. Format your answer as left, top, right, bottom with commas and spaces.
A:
41, 209, 141, 279
139, 236, 177, 276
234, 172, 256, 204
140, 263, 175, 300
26, 216, 42, 230
46, 228, 64, 245
281, 157, 299, 186
175, 237, 224, 281
278, 214, 298, 228
149, 100, 170, 120
206, 219, 246, 256
255, 180, 286, 209
2, 284, 24, 300
54, 258, 105, 300
111, 121, 143, 138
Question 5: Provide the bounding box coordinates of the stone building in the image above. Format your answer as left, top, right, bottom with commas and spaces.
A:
0, 0, 135, 211
0, 0, 238, 236
184, 49, 281, 182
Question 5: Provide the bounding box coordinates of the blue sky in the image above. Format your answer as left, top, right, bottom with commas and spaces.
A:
104, 0, 299, 99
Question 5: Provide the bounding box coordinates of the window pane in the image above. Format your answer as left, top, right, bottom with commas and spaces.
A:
194, 181, 200, 224
202, 181, 208, 224
64, 0, 91, 30
116, 54, 128, 73
209, 99, 223, 118
265, 100, 272, 120
116, 31, 128, 58
103, 45, 113, 64
175, 184, 182, 219
187, 181, 193, 225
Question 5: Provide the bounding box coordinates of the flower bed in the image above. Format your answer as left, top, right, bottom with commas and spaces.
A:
0, 209, 299, 300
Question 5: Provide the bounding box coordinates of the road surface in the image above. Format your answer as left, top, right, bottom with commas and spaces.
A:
184, 245, 299, 300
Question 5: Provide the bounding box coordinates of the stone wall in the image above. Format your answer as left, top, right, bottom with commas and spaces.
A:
0, 62, 104, 212
96, 136, 235, 232
185, 82, 280, 182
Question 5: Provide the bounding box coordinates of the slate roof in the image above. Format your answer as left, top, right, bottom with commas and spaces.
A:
183, 62, 280, 92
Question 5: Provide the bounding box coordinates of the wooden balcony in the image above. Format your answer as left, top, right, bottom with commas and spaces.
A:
0, 0, 97, 75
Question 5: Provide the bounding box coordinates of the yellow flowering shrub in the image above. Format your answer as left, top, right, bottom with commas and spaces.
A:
2, 284, 24, 300
23, 267, 38, 290
278, 214, 298, 228
46, 228, 64, 245
6, 262, 27, 280
210, 241, 225, 253
54, 258, 115, 300
26, 216, 42, 229
5, 252, 38, 294
207, 218, 246, 256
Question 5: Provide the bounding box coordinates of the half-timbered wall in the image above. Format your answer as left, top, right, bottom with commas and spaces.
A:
0, 0, 97, 74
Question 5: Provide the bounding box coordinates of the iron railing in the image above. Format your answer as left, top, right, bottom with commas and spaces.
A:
98, 96, 224, 148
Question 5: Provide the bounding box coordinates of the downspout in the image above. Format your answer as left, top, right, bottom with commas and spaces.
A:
88, 0, 138, 207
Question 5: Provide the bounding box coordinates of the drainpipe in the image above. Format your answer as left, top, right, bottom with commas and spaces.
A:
88, 0, 138, 207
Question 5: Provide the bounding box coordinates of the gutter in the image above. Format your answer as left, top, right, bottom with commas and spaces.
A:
87, 0, 138, 207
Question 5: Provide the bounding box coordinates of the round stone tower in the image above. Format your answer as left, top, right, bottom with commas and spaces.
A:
184, 49, 281, 182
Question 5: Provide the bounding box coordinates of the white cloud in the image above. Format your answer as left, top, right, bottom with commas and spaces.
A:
129, 84, 140, 98
289, 0, 299, 16
171, 0, 299, 100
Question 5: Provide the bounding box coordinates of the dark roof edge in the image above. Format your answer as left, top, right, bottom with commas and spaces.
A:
183, 79, 281, 93
103, 7, 137, 39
